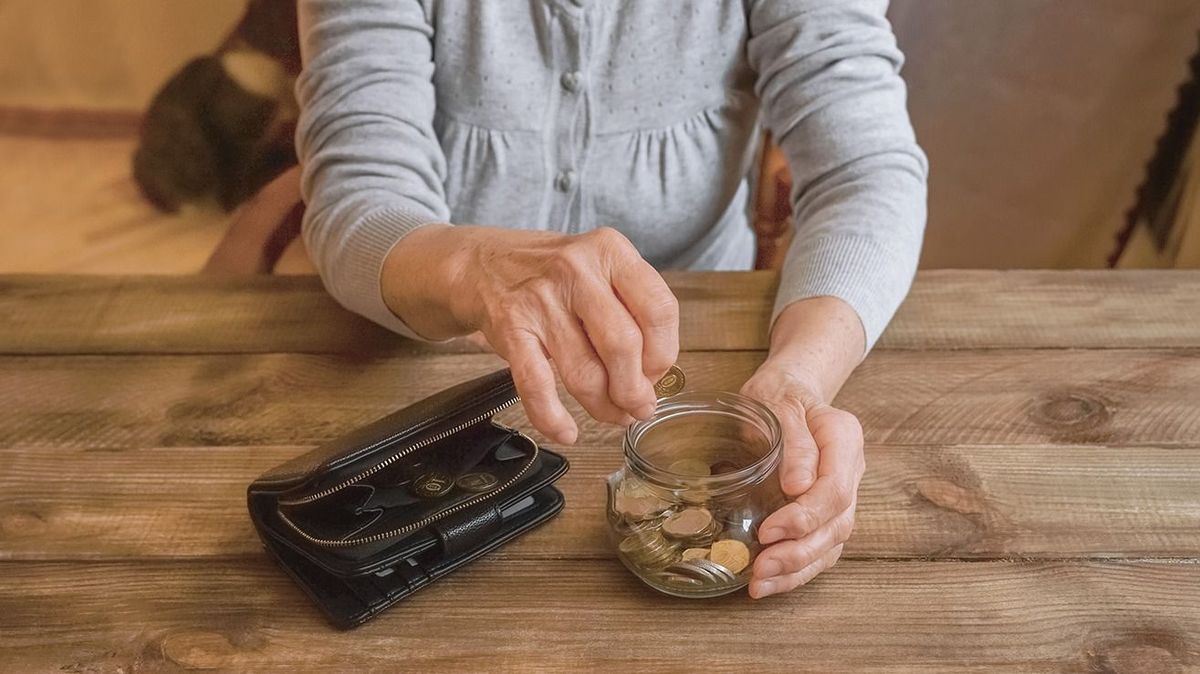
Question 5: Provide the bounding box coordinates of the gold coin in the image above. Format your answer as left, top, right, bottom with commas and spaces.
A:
412, 472, 454, 499
709, 539, 751, 574
616, 493, 668, 521
455, 471, 498, 493
667, 458, 711, 476
653, 365, 686, 398
681, 547, 710, 561
662, 508, 714, 539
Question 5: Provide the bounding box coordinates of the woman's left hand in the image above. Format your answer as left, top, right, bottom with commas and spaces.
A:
740, 360, 865, 598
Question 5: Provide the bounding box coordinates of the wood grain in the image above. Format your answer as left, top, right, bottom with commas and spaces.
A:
3, 271, 1200, 354
2, 271, 1199, 670
1, 349, 1197, 450
3, 443, 1198, 562
1, 558, 1197, 673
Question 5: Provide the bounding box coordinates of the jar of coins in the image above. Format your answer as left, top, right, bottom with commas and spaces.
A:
605, 391, 786, 597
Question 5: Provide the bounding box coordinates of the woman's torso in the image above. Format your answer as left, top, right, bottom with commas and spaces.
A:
425, 0, 761, 270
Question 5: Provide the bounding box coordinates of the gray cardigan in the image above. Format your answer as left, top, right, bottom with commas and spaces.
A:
296, 0, 927, 349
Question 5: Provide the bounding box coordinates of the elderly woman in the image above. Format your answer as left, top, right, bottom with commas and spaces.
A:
296, 0, 927, 598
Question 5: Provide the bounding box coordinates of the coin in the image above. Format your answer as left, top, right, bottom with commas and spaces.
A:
667, 458, 711, 477
662, 508, 714, 539
653, 365, 686, 398
412, 471, 454, 498
663, 561, 719, 583
709, 539, 751, 574
614, 479, 670, 521
619, 530, 678, 569
455, 471, 498, 493
663, 558, 737, 584
660, 571, 704, 586
689, 558, 738, 582
681, 547, 710, 561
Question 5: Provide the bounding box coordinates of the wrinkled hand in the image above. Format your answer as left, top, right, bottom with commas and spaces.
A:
383, 225, 679, 445
740, 362, 865, 598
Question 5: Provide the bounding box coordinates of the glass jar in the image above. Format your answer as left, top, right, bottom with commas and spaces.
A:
605, 391, 786, 597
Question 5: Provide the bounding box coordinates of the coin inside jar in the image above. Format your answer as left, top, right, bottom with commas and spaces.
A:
709, 539, 751, 575
662, 508, 714, 539
614, 482, 670, 521
619, 530, 678, 569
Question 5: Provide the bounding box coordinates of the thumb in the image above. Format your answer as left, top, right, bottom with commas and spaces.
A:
773, 401, 819, 497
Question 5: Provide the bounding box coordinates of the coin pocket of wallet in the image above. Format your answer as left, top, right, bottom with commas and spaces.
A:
275, 421, 539, 551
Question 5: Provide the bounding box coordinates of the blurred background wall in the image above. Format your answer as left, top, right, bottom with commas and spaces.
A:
0, 0, 1197, 273
891, 0, 1200, 268
0, 0, 243, 110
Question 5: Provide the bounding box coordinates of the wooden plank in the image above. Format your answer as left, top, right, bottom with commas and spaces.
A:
3, 443, 1198, 562
1, 349, 1198, 450
2, 271, 1200, 354
1, 558, 1197, 672
0, 272, 773, 355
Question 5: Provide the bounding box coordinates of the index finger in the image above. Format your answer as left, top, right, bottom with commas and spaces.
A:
611, 255, 679, 381
759, 405, 864, 543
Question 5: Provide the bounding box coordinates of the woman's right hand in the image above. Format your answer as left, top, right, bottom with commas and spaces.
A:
381, 224, 680, 445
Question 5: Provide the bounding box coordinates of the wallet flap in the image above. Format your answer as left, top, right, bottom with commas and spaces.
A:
253, 369, 518, 495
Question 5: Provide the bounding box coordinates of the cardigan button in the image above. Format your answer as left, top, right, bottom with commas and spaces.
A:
554, 170, 577, 192
561, 71, 583, 94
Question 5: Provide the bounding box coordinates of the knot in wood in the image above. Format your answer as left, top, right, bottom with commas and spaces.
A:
159, 630, 238, 669
1030, 390, 1113, 432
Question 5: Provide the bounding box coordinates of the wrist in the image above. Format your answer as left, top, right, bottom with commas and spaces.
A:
381, 224, 475, 340
763, 296, 866, 402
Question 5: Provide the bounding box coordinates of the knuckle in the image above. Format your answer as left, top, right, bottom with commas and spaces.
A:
590, 226, 629, 250
828, 480, 855, 511
834, 408, 864, 438
508, 357, 549, 396
783, 547, 813, 573
610, 384, 648, 410
789, 504, 821, 535
832, 514, 855, 543
826, 547, 843, 569
648, 291, 680, 325
552, 246, 594, 278
560, 357, 606, 394
595, 324, 643, 358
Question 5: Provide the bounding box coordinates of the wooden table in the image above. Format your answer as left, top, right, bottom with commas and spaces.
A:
2, 270, 1199, 672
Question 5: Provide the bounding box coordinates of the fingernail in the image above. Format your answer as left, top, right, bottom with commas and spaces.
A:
754, 580, 775, 598
558, 429, 578, 445
635, 403, 657, 420
760, 527, 784, 544
759, 559, 782, 578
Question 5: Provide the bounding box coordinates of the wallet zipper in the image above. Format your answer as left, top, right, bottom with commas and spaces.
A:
273, 395, 548, 548
279, 395, 520, 507
275, 430, 539, 547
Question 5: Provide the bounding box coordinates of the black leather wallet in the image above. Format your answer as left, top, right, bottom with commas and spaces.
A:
247, 369, 568, 629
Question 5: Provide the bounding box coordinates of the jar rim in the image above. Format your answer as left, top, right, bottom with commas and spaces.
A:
622, 390, 782, 495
